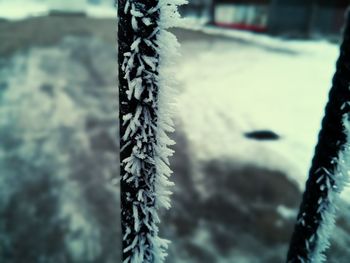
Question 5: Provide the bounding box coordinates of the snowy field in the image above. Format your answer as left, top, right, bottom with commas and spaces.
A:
0, 0, 342, 188
176, 24, 339, 189
0, 0, 116, 20
1, 13, 350, 262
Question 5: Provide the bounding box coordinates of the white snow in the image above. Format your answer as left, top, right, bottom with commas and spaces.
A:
86, 5, 116, 18
0, 2, 349, 257
0, 0, 116, 20
175, 25, 340, 192
0, 0, 49, 20
0, 2, 343, 196
173, 27, 350, 261
277, 205, 297, 220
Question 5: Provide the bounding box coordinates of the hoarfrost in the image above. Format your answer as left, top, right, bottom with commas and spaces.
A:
120, 0, 185, 261
302, 115, 350, 262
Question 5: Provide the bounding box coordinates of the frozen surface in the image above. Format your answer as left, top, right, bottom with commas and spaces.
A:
0, 0, 49, 20
0, 0, 116, 20
0, 16, 350, 262
175, 25, 339, 190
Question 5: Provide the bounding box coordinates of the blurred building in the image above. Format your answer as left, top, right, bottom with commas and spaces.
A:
212, 0, 269, 32
208, 0, 350, 37
181, 0, 213, 20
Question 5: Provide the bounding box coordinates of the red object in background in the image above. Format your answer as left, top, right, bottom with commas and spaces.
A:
215, 22, 267, 33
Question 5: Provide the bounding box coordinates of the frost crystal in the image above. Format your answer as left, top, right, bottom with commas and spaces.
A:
305, 116, 350, 262
287, 13, 350, 262
118, 0, 185, 261
289, 115, 350, 263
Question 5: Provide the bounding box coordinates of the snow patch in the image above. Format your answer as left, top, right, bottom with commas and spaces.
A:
277, 205, 297, 220
175, 26, 339, 192
0, 0, 49, 20
0, 0, 117, 20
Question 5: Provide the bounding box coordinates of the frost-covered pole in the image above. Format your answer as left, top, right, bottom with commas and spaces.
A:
287, 12, 350, 263
118, 0, 183, 261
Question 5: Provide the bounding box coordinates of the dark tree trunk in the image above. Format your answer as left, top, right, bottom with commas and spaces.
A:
287, 11, 350, 263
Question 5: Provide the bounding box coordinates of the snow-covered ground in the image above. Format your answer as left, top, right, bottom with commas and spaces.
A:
176, 25, 340, 191
0, 0, 343, 192
0, 0, 116, 20
0, 2, 340, 191
1, 15, 350, 262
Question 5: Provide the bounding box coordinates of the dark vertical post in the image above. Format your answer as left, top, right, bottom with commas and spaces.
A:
287, 11, 350, 263
208, 0, 216, 25
118, 0, 168, 261
306, 0, 318, 38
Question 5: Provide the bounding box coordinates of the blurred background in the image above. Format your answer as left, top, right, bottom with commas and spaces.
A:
1, 0, 350, 262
